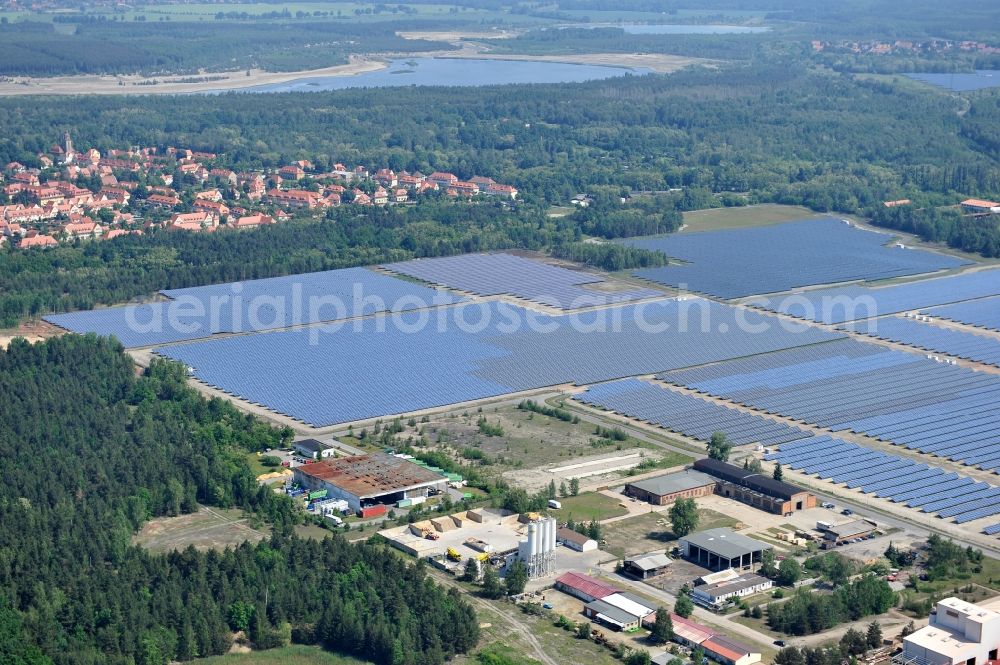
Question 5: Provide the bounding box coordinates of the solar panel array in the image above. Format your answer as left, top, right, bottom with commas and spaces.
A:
576, 378, 810, 446
157, 299, 843, 426
45, 267, 463, 347
753, 268, 1000, 324
983, 523, 1000, 536
659, 338, 1000, 473
924, 296, 1000, 333
384, 253, 663, 310
766, 435, 1000, 524
624, 218, 969, 299
843, 317, 1000, 367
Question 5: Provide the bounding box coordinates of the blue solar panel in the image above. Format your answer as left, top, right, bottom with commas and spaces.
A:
45, 267, 464, 347
769, 435, 1000, 523
982, 523, 1000, 535
576, 378, 810, 447
754, 268, 1000, 324
925, 296, 1000, 333
623, 218, 969, 299
843, 317, 1000, 367
660, 338, 1000, 473
385, 253, 663, 310
157, 299, 842, 427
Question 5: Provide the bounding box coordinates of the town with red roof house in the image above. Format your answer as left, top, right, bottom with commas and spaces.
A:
0, 132, 518, 250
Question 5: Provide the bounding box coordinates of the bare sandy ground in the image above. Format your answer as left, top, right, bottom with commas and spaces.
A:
443, 52, 706, 73
0, 56, 386, 96
396, 29, 520, 41
0, 334, 43, 349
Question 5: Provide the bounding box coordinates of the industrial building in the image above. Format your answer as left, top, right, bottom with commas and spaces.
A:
693, 458, 817, 515
515, 516, 557, 578
692, 571, 773, 610
292, 438, 336, 460
652, 614, 762, 665
624, 469, 717, 505
899, 597, 1000, 665
622, 553, 672, 580
556, 527, 598, 552
583, 592, 656, 632
680, 528, 772, 572
554, 572, 619, 603
702, 635, 763, 665
293, 453, 447, 511
820, 519, 878, 545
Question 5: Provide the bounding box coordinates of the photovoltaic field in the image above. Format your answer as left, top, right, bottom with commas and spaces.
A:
753, 268, 1000, 324
44, 267, 463, 347
924, 295, 1000, 332
157, 299, 842, 426
624, 218, 969, 299
576, 378, 810, 447
843, 317, 1000, 368
659, 338, 1000, 473
384, 253, 663, 309
766, 435, 1000, 525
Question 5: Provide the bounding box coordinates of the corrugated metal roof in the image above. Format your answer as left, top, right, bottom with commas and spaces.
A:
681, 528, 771, 560
670, 613, 715, 644
626, 470, 716, 496
555, 572, 619, 599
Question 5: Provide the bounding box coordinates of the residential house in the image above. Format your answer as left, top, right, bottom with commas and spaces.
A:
428, 172, 459, 188
167, 211, 217, 232
232, 213, 275, 229
19, 232, 58, 248
266, 189, 319, 209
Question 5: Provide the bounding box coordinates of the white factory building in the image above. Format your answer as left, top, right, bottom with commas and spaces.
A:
899, 597, 1000, 665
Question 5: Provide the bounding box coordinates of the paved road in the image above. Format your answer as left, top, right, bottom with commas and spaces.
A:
606, 571, 776, 651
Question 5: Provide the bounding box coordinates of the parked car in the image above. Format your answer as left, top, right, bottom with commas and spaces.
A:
821, 501, 835, 509
774, 640, 786, 647
842, 508, 854, 516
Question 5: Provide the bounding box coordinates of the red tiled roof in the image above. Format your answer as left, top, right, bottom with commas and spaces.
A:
962, 198, 999, 208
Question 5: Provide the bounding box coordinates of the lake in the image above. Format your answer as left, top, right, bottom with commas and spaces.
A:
905, 70, 1000, 92
566, 23, 769, 34
237, 57, 651, 93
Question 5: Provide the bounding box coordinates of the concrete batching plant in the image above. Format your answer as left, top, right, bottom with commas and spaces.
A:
516, 516, 557, 578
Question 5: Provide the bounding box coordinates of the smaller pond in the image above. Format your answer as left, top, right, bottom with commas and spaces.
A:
905, 70, 1000, 92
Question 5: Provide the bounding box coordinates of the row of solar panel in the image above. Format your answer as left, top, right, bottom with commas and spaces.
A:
767, 436, 1000, 524
158, 300, 843, 427
924, 296, 1000, 333
752, 268, 1000, 324
45, 267, 464, 348
385, 253, 663, 310
625, 218, 969, 299
843, 317, 1000, 367
575, 378, 810, 447
660, 339, 1000, 473
983, 523, 1000, 536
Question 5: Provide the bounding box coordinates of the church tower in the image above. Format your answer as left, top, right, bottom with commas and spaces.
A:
63, 131, 74, 164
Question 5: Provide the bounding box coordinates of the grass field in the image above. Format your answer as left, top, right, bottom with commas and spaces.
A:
601, 508, 738, 558
557, 492, 629, 522
680, 204, 825, 233
133, 506, 268, 553
196, 646, 372, 665
407, 404, 647, 470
